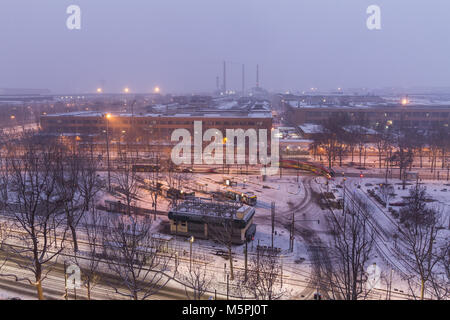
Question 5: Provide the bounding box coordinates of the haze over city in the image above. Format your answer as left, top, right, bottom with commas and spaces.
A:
0, 0, 448, 306
1, 0, 450, 94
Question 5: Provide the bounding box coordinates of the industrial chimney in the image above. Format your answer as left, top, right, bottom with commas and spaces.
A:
256, 64, 260, 88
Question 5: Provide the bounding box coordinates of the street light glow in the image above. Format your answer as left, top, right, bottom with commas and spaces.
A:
124, 87, 130, 93
97, 88, 103, 93
154, 86, 161, 94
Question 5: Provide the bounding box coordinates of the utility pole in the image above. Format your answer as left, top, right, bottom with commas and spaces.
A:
223, 61, 227, 94
280, 255, 283, 288
244, 240, 248, 281
289, 211, 295, 252
342, 176, 347, 215
271, 202, 275, 249
388, 269, 393, 300
105, 114, 111, 191
189, 236, 195, 272
64, 261, 68, 300
279, 154, 283, 179
226, 274, 230, 300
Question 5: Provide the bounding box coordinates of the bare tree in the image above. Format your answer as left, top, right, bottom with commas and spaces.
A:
235, 247, 286, 300
324, 194, 375, 300
429, 244, 450, 300
3, 137, 67, 300
374, 127, 393, 170
390, 133, 414, 189
396, 187, 442, 300
102, 215, 177, 300
78, 149, 103, 213
378, 183, 394, 208
145, 152, 163, 220
0, 152, 9, 208
0, 221, 11, 274
75, 205, 104, 300
205, 202, 242, 280
178, 254, 212, 300
55, 147, 84, 252
113, 153, 140, 216
164, 161, 192, 208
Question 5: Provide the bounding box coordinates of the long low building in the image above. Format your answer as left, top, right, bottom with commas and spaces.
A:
40, 104, 273, 144
168, 200, 256, 244
281, 95, 450, 130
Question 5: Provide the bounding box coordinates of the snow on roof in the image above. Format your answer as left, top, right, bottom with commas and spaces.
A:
44, 110, 272, 119
298, 123, 324, 134
343, 125, 378, 135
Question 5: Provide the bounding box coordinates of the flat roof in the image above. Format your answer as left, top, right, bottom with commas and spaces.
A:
43, 110, 272, 119
288, 101, 450, 111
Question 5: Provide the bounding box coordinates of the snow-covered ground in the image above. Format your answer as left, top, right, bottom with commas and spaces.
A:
2, 168, 448, 299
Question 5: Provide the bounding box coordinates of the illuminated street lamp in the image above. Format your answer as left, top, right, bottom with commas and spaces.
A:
154, 86, 161, 94
96, 88, 103, 94
105, 113, 112, 190
124, 87, 130, 94
401, 98, 409, 106
189, 236, 195, 272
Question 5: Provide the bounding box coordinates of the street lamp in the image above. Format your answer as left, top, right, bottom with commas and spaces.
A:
189, 236, 195, 272
342, 176, 347, 215
96, 88, 103, 94
105, 113, 112, 191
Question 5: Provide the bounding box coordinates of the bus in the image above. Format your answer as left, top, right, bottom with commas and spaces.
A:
166, 188, 195, 200
132, 164, 160, 173
279, 160, 335, 179
225, 189, 257, 206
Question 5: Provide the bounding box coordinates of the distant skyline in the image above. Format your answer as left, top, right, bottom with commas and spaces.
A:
1, 0, 449, 94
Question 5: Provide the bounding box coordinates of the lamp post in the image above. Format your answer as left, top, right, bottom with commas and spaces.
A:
342, 175, 347, 215
189, 236, 195, 272
105, 113, 112, 191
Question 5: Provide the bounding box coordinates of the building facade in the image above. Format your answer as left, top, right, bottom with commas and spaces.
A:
168, 200, 256, 245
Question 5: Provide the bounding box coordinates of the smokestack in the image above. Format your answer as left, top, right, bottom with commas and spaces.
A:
256, 64, 260, 88
223, 61, 227, 93
242, 64, 245, 95
216, 76, 220, 91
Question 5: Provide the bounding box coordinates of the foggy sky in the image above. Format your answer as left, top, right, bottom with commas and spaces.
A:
0, 0, 449, 94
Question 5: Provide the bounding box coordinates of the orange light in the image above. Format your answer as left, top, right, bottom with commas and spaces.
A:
124, 87, 130, 93
106, 113, 112, 119
401, 98, 409, 106
154, 86, 161, 94
97, 88, 103, 93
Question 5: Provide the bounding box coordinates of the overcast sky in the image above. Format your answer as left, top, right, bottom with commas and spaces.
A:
0, 0, 449, 94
